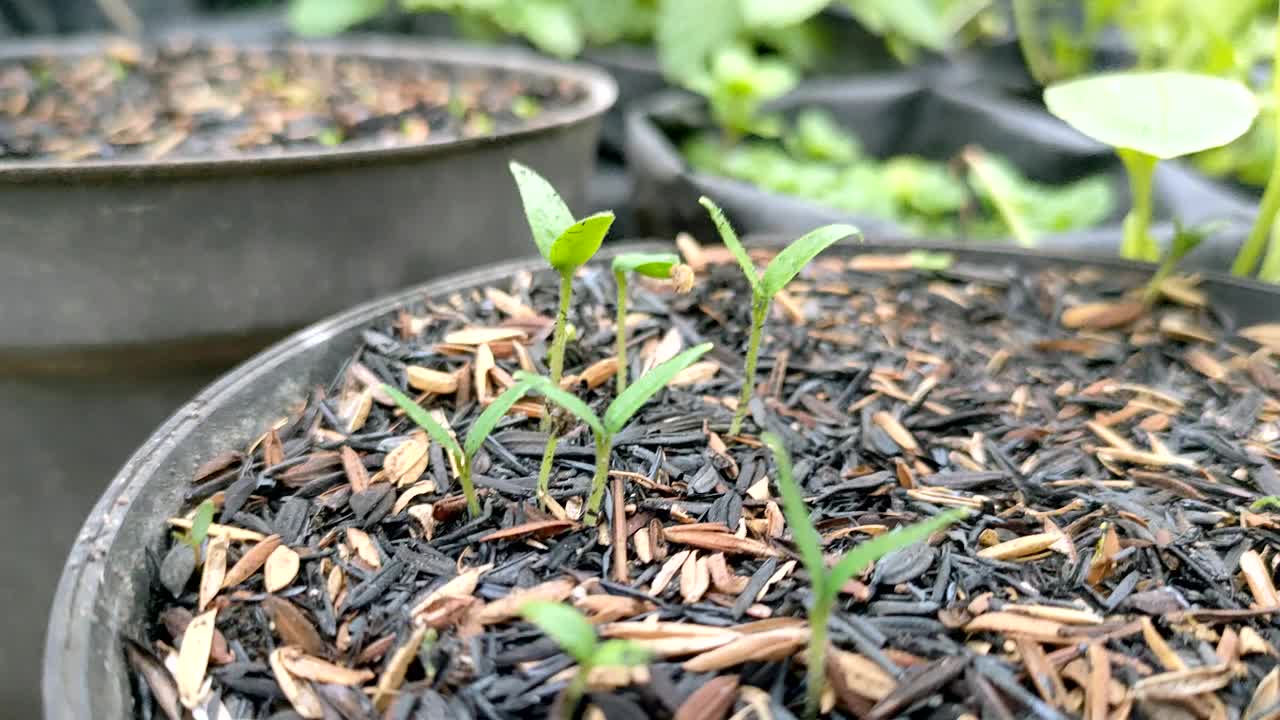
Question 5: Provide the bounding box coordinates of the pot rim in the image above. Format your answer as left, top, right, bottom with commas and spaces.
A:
0, 33, 618, 181
43, 237, 1280, 719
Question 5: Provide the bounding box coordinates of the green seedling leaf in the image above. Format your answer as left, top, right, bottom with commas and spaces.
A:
1252, 496, 1280, 512
698, 196, 759, 290
825, 509, 967, 600
908, 250, 954, 271
760, 224, 858, 297
513, 372, 606, 438
612, 252, 680, 278
510, 0, 584, 58
189, 499, 216, 548
463, 381, 534, 458
604, 343, 713, 434
592, 639, 651, 668
509, 162, 575, 259
548, 212, 614, 273
1045, 71, 1258, 159
740, 0, 828, 28
384, 385, 464, 459
520, 601, 596, 665
762, 433, 826, 588
287, 0, 386, 36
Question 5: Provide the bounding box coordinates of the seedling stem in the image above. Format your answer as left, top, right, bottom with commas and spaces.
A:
1118, 148, 1158, 262
1234, 13, 1280, 278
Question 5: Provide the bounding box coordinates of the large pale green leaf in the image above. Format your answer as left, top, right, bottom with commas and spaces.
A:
611, 252, 680, 278
548, 212, 614, 272
509, 162, 576, 260
513, 372, 606, 438
824, 509, 966, 604
698, 197, 759, 291
740, 0, 829, 29
384, 385, 464, 458
1044, 72, 1258, 159
762, 433, 826, 592
508, 0, 585, 58
604, 343, 713, 434
287, 0, 386, 36
760, 224, 858, 297
520, 601, 596, 664
464, 381, 533, 458
656, 0, 741, 87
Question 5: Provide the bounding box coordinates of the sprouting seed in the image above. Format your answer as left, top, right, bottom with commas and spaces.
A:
699, 197, 859, 435
762, 432, 966, 720
610, 251, 691, 394
516, 342, 712, 526
520, 601, 649, 720
173, 498, 216, 561
384, 380, 534, 517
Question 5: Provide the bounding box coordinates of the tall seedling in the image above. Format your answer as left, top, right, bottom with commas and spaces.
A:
509, 162, 615, 506
699, 197, 858, 435
516, 342, 712, 525
1044, 71, 1257, 263
385, 381, 535, 516
610, 251, 692, 394
762, 433, 965, 719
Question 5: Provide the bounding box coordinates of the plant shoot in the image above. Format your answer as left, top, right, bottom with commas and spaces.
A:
699, 197, 858, 435
610, 251, 693, 394
763, 432, 966, 720
174, 499, 216, 561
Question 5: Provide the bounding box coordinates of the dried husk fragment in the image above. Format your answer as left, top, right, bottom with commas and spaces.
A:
177, 608, 217, 709
264, 545, 300, 593
1131, 664, 1232, 701
673, 674, 739, 720
269, 647, 324, 719
278, 646, 374, 685
197, 535, 227, 612
263, 596, 326, 656
1061, 301, 1146, 330
345, 528, 381, 568
384, 433, 430, 487
1239, 549, 1280, 608
477, 578, 575, 624
827, 648, 896, 701
682, 627, 808, 672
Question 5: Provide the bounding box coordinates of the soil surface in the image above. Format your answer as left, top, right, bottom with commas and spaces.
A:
0, 39, 583, 163
130, 240, 1280, 719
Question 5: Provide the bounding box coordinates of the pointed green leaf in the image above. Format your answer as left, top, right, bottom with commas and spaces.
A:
612, 252, 680, 278
513, 372, 606, 438
509, 162, 576, 260
592, 639, 651, 669
1044, 72, 1258, 160
189, 499, 217, 547
762, 433, 826, 591
520, 601, 597, 664
548, 211, 614, 273
760, 224, 858, 297
384, 384, 463, 458
463, 381, 533, 459
287, 0, 386, 36
604, 343, 713, 434
698, 196, 759, 291
824, 509, 967, 604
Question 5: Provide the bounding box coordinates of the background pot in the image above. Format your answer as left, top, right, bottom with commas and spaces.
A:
626, 78, 1255, 267
44, 238, 1280, 720
2, 33, 613, 717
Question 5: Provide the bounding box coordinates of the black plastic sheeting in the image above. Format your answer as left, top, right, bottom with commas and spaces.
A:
626, 74, 1258, 270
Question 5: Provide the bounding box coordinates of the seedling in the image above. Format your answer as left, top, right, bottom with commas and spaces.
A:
509, 161, 614, 506
1044, 71, 1257, 263
1146, 221, 1215, 302
1234, 15, 1280, 280
384, 380, 534, 517
699, 197, 858, 435
611, 251, 693, 394
516, 342, 713, 525
762, 433, 966, 719
173, 499, 216, 561
520, 601, 649, 720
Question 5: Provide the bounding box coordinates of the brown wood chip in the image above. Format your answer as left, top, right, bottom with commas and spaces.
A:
407, 365, 459, 394
177, 608, 217, 709
264, 545, 300, 593
269, 646, 324, 719
478, 520, 577, 543
1061, 301, 1146, 330
683, 626, 809, 672
476, 578, 575, 624
222, 534, 282, 589
277, 646, 374, 686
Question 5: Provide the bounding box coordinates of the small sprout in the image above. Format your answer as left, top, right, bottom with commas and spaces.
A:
517, 342, 713, 525
1044, 71, 1257, 263
512, 95, 542, 120
384, 380, 534, 517
699, 197, 859, 435
963, 146, 1036, 248
173, 499, 216, 561
1146, 220, 1215, 302
908, 250, 954, 271
1252, 496, 1280, 512
520, 601, 649, 720
317, 128, 343, 147
610, 251, 685, 393
763, 432, 966, 720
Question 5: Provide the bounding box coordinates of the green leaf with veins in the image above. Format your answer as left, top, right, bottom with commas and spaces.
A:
612, 252, 679, 278
548, 212, 614, 273
509, 161, 575, 260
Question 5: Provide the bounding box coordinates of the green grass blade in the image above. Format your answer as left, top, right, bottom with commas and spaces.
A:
520, 601, 597, 665
603, 343, 713, 434
190, 499, 216, 547
592, 639, 651, 668
548, 211, 614, 272
384, 384, 463, 458
698, 196, 760, 290
762, 433, 826, 589
611, 252, 680, 278
824, 509, 967, 603
513, 372, 606, 438
759, 224, 858, 297
509, 161, 576, 260
463, 381, 534, 459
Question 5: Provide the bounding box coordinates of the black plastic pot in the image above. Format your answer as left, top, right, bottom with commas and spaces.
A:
626, 78, 1256, 268
44, 238, 1280, 719
2, 32, 613, 717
